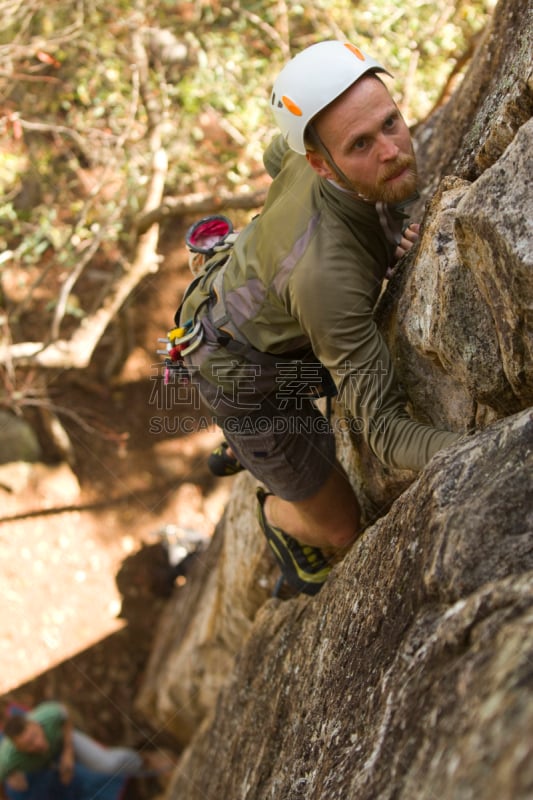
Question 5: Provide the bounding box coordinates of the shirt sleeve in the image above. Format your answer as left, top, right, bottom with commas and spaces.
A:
290, 238, 460, 472
263, 135, 290, 179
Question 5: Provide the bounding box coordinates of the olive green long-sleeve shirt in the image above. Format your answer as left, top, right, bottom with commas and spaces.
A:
181, 136, 459, 471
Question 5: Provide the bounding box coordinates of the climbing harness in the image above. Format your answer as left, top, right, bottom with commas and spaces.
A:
159, 214, 337, 413
157, 232, 234, 383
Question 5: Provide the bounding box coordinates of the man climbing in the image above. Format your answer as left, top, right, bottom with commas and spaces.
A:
0, 701, 171, 798
168, 40, 460, 596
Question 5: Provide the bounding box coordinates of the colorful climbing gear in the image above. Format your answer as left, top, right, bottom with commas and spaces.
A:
157, 319, 204, 384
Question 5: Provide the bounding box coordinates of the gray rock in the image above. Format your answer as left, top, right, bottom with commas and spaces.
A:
455, 119, 533, 405
135, 475, 274, 745
166, 410, 533, 800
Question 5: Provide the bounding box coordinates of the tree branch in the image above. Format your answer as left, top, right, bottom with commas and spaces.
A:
136, 186, 268, 234
0, 28, 168, 371
1, 148, 167, 369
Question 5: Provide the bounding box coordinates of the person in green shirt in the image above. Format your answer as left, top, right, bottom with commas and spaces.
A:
0, 701, 161, 797
171, 41, 460, 596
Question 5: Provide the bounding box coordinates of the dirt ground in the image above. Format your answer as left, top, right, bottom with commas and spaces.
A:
0, 223, 241, 798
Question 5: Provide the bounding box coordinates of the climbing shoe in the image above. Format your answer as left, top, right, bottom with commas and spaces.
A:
256, 487, 332, 596
207, 441, 244, 477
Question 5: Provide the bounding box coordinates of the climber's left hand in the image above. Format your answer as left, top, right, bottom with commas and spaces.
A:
394, 223, 420, 261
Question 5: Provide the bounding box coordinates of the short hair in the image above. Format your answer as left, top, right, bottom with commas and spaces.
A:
3, 714, 28, 739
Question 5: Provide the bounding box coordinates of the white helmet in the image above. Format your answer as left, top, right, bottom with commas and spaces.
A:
270, 41, 390, 155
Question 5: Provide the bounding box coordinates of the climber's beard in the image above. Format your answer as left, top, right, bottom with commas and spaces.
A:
344, 152, 419, 205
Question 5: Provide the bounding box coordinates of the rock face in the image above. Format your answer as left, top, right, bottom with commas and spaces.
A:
136, 479, 275, 746
136, 0, 533, 795
166, 409, 533, 800
455, 120, 533, 405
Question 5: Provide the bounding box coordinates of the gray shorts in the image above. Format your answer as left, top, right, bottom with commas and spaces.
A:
205, 392, 336, 502
183, 322, 337, 502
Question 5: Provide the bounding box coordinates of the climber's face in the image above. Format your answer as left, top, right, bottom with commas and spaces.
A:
13, 721, 49, 754
306, 75, 418, 204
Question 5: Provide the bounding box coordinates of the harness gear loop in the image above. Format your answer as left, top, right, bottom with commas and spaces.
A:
185, 215, 239, 277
